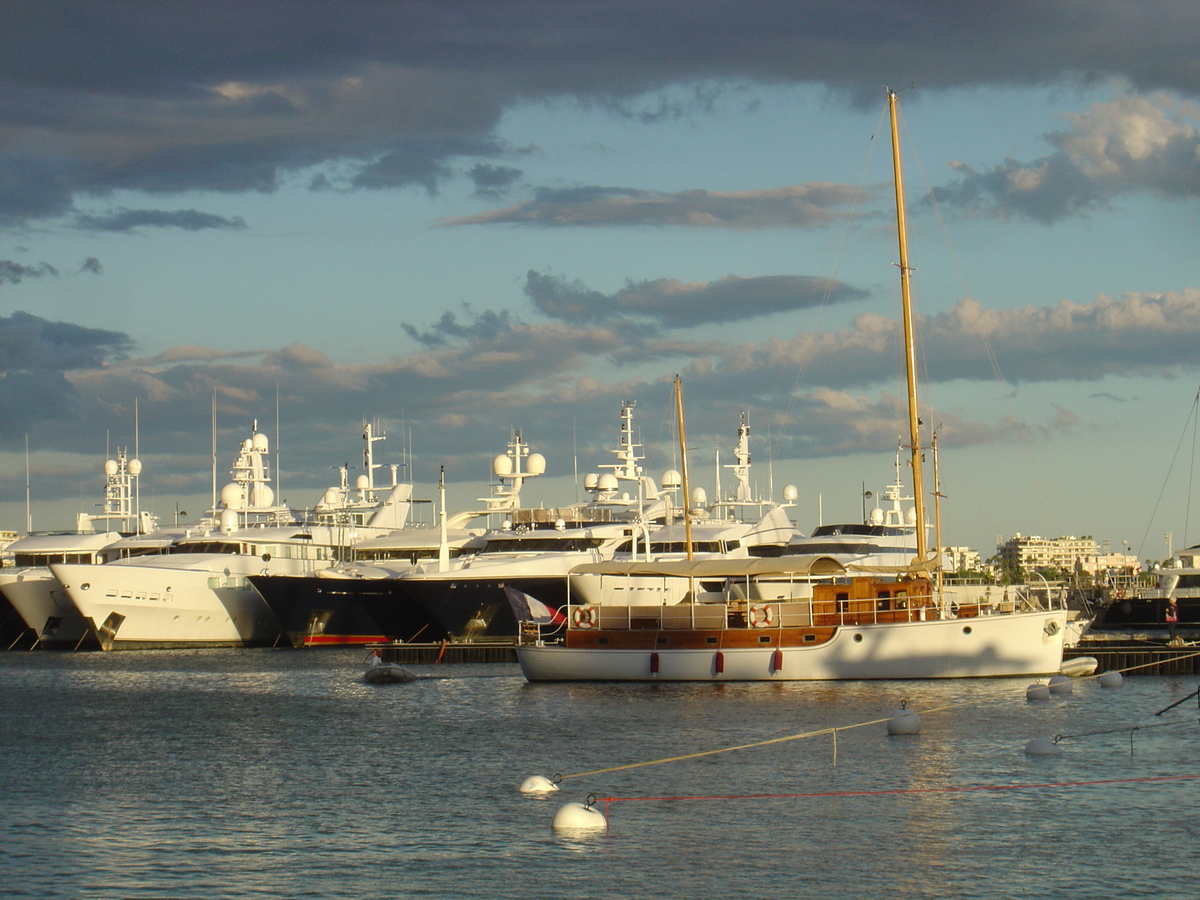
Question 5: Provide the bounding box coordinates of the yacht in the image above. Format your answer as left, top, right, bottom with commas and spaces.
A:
248, 430, 537, 647
52, 423, 411, 650
401, 404, 797, 639
0, 450, 158, 649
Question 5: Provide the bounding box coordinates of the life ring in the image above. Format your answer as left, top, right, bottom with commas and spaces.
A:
571, 606, 597, 629
749, 604, 775, 628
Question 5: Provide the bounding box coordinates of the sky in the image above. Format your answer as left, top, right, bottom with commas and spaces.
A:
3, 1, 1200, 560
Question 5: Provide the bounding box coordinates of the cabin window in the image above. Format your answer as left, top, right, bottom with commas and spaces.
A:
656, 637, 668, 645
877, 599, 890, 611
706, 637, 718, 644
803, 634, 816, 643
759, 635, 772, 644
836, 592, 849, 602
597, 637, 609, 645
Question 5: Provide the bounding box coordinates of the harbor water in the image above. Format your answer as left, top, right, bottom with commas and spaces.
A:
2, 649, 1197, 899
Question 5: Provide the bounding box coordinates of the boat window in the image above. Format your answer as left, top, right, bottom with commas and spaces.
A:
174, 540, 242, 555
482, 537, 606, 553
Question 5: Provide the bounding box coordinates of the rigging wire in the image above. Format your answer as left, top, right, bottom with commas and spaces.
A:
1135, 384, 1200, 558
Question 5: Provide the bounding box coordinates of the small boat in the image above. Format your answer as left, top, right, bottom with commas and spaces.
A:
362, 650, 416, 683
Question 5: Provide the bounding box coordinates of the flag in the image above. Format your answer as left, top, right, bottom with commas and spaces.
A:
504, 585, 566, 625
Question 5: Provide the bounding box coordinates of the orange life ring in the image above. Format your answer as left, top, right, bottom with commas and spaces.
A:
749, 604, 775, 628
571, 605, 597, 629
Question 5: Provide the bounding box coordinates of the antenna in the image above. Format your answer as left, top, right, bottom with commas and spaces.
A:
24, 433, 31, 535
134, 397, 141, 534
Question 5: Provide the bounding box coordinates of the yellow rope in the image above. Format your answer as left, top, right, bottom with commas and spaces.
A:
559, 651, 1200, 782
559, 702, 966, 781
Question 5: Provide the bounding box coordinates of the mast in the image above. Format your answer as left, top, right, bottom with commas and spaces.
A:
674, 375, 694, 561
888, 88, 928, 562
932, 431, 944, 599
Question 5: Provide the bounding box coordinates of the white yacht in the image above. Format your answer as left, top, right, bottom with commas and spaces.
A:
52, 422, 412, 650
407, 404, 797, 638
0, 450, 158, 649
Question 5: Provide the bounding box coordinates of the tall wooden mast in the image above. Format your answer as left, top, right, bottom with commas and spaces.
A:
674, 374, 694, 561
888, 88, 927, 562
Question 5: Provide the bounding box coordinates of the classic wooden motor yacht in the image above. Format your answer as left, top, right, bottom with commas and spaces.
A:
514, 89, 1069, 681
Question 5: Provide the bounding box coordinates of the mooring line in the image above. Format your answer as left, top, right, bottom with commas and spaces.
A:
558, 701, 970, 781
595, 772, 1200, 813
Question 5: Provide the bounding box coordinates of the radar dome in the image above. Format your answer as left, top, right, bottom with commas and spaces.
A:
252, 485, 275, 508
322, 488, 342, 507
597, 473, 619, 493
493, 454, 514, 476
783, 484, 798, 502
242, 439, 253, 451
104, 459, 119, 476
661, 469, 682, 489
906, 507, 918, 525
251, 433, 269, 452
690, 487, 707, 507
220, 483, 246, 510
526, 453, 546, 476
869, 507, 884, 526
128, 458, 142, 476
583, 473, 599, 491
355, 475, 369, 490
219, 507, 239, 534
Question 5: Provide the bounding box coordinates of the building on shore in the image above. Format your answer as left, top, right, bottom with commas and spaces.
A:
997, 533, 1100, 576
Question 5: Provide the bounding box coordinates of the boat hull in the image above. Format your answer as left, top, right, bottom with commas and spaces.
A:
0, 569, 97, 649
248, 573, 440, 647
52, 562, 282, 650
517, 610, 1067, 681
401, 576, 568, 638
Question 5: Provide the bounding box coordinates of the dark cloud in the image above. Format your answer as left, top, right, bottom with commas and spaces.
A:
5, 3, 1200, 225
74, 208, 248, 233
443, 183, 866, 228
525, 269, 868, 328
0, 311, 135, 438
401, 304, 522, 348
0, 260, 58, 285
931, 94, 1200, 222
469, 162, 523, 199
80, 256, 102, 274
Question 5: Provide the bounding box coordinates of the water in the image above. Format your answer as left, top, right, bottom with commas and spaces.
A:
2, 650, 1197, 899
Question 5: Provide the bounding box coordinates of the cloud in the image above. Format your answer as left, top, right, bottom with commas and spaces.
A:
0, 311, 135, 438
9, 3, 1200, 226
74, 208, 248, 232
469, 162, 523, 199
932, 93, 1200, 222
525, 269, 868, 328
80, 256, 102, 274
0, 260, 59, 285
401, 304, 523, 348
442, 183, 866, 229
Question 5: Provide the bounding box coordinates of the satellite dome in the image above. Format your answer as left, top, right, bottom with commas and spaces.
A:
493, 454, 514, 476
526, 453, 546, 476
220, 483, 246, 510
783, 484, 798, 502
869, 507, 884, 526
690, 487, 707, 507
583, 473, 599, 491
219, 507, 239, 534
661, 469, 682, 489
322, 488, 342, 507
597, 473, 618, 492
906, 507, 918, 525
355, 475, 369, 490
252, 485, 274, 508
104, 459, 119, 476
127, 458, 142, 476
242, 439, 253, 451
251, 433, 269, 452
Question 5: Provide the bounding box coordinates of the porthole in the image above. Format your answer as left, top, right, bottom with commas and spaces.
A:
81, 583, 90, 590
963, 625, 973, 635
853, 633, 863, 643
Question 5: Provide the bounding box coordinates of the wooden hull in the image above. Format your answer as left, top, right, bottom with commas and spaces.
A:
517, 609, 1067, 681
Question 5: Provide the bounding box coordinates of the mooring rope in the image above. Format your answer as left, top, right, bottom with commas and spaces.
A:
592, 772, 1200, 821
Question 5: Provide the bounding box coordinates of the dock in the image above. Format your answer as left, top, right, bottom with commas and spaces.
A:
1066, 636, 1200, 676
376, 639, 518, 664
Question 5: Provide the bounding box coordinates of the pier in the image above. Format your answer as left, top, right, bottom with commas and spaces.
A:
376, 639, 517, 664
1066, 637, 1200, 676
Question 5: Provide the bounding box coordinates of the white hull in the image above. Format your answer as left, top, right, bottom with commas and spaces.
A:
517, 609, 1067, 681
0, 569, 95, 648
52, 557, 285, 649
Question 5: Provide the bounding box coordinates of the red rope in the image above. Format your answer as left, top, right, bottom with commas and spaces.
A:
598, 772, 1200, 820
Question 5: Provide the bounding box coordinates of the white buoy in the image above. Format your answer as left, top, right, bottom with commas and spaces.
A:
519, 775, 560, 794
552, 802, 607, 831
1024, 736, 1063, 756
886, 709, 921, 735
1099, 670, 1124, 688
1026, 683, 1051, 701
1048, 674, 1073, 695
